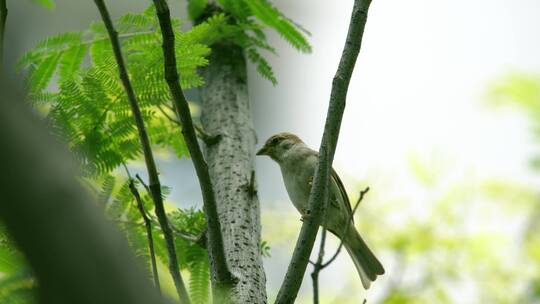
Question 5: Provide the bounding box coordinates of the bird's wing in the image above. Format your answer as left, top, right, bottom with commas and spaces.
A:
331, 168, 354, 222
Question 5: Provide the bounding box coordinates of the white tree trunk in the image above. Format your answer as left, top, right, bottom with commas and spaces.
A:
200, 46, 267, 304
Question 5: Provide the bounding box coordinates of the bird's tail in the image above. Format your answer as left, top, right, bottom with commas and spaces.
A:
343, 229, 385, 289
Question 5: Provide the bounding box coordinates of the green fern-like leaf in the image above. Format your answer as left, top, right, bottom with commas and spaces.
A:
187, 0, 209, 20
187, 251, 210, 304
247, 48, 276, 85
28, 53, 61, 93
59, 44, 88, 81
117, 13, 154, 32
244, 0, 311, 53
18, 32, 84, 69
97, 175, 116, 205
217, 0, 251, 20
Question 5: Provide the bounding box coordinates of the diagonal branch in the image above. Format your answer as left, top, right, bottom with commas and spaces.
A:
310, 228, 327, 304
310, 187, 369, 304
123, 165, 161, 292
274, 1, 373, 303
128, 179, 161, 292
321, 187, 369, 269
151, 0, 236, 292
92, 1, 190, 303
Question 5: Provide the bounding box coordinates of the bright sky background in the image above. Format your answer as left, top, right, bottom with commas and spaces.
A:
254, 0, 540, 194
251, 0, 540, 301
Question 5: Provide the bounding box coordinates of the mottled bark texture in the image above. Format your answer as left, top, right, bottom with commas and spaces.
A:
200, 44, 267, 304
151, 1, 235, 296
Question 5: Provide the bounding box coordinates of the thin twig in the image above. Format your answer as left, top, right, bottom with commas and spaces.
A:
321, 187, 370, 269
158, 104, 221, 145
310, 229, 327, 304
135, 172, 207, 247
151, 0, 236, 292
135, 174, 151, 193
274, 1, 373, 303
92, 1, 190, 303
157, 104, 181, 125
128, 179, 161, 292
114, 218, 205, 246
122, 164, 161, 291
310, 187, 369, 303
0, 0, 7, 69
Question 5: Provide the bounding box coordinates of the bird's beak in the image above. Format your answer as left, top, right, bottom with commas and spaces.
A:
256, 146, 269, 156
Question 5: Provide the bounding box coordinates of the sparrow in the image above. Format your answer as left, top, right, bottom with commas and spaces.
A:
257, 132, 384, 289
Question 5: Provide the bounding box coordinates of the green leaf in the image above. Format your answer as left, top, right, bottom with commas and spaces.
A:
244, 0, 311, 53
187, 0, 209, 20
29, 0, 55, 9
247, 48, 276, 85
97, 175, 116, 205
59, 44, 88, 81
29, 53, 61, 94
188, 258, 210, 304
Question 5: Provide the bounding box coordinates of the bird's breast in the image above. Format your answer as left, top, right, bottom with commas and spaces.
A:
279, 156, 315, 213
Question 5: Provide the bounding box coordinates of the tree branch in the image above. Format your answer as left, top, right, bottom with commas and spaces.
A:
321, 187, 369, 268
134, 173, 208, 248
310, 187, 369, 303
310, 228, 327, 304
151, 0, 236, 291
274, 1, 373, 302
157, 104, 221, 145
0, 0, 7, 69
128, 179, 161, 292
92, 1, 190, 302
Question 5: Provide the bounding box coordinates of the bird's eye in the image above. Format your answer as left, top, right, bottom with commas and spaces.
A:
271, 138, 280, 145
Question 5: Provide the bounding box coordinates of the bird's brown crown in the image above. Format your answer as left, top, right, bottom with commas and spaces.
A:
263, 132, 303, 147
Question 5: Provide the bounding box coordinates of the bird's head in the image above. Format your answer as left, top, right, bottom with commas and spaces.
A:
256, 132, 304, 162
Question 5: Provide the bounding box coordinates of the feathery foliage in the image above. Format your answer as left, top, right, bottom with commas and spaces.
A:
16, 6, 215, 302
0, 227, 36, 304
187, 0, 311, 84
12, 1, 309, 301
99, 176, 210, 300
18, 6, 217, 176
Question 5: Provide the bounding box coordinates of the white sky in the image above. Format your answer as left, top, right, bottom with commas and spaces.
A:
253, 0, 540, 200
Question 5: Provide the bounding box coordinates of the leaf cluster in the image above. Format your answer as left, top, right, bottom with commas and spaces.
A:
18, 6, 215, 177
187, 0, 311, 84
98, 176, 211, 303
0, 227, 36, 304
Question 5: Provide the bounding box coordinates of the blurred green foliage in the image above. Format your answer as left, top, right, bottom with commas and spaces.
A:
359, 73, 540, 303
260, 73, 540, 304
29, 0, 55, 10
3, 2, 306, 301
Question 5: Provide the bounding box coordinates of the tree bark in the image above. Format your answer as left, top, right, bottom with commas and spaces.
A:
151, 2, 236, 298
200, 44, 267, 304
